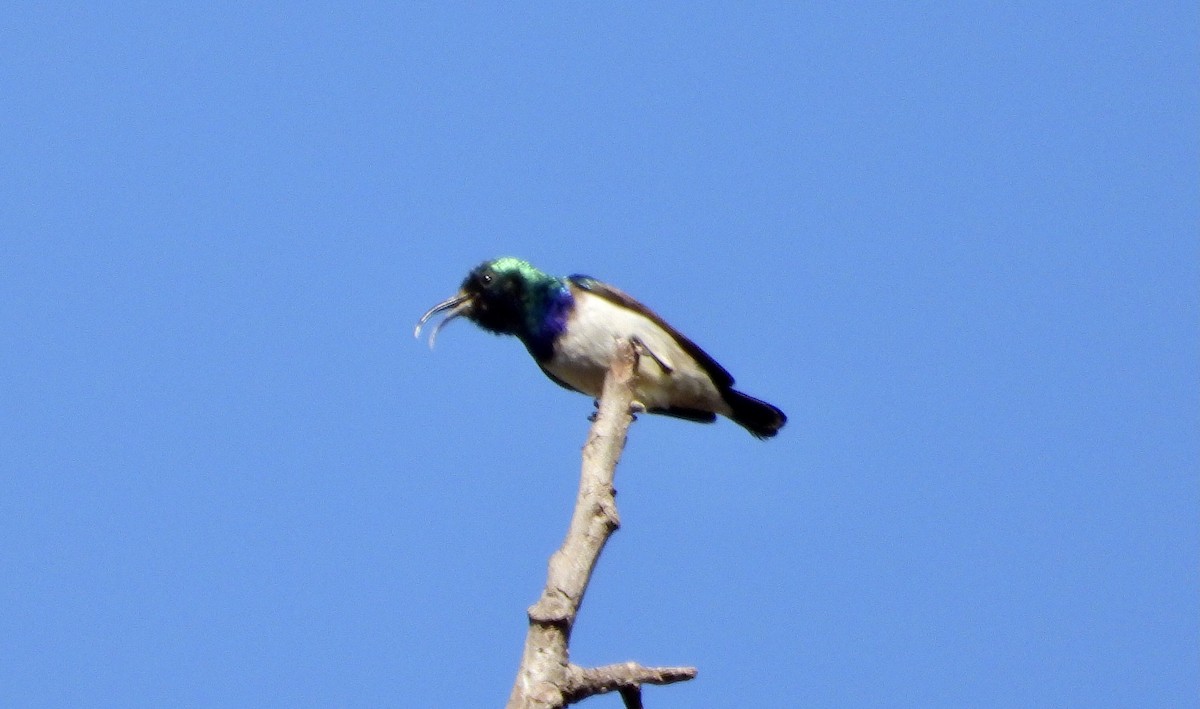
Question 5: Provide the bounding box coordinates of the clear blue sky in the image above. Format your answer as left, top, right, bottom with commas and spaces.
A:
3, 4, 1197, 707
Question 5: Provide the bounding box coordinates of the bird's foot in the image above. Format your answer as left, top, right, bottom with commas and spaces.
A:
589, 395, 645, 422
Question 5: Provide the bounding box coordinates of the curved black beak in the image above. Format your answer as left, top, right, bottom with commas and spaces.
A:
414, 292, 473, 348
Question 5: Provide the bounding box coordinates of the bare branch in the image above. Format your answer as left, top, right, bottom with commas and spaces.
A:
566, 662, 698, 704
505, 340, 697, 708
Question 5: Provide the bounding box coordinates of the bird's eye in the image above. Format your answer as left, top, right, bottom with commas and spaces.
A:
480, 272, 494, 285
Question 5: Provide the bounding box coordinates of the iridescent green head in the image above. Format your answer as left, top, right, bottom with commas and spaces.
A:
414, 257, 569, 347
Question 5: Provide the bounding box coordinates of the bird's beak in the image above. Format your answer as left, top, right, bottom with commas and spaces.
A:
414, 291, 473, 349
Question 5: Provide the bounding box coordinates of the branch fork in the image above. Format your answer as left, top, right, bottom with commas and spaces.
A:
506, 340, 698, 708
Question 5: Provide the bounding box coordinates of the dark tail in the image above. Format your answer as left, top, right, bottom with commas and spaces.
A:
724, 389, 787, 439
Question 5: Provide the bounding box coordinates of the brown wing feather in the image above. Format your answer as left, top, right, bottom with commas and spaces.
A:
568, 275, 735, 389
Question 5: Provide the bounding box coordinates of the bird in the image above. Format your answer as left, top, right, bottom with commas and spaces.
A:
414, 257, 786, 439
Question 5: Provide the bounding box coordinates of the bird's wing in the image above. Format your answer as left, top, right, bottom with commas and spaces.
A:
567, 275, 735, 389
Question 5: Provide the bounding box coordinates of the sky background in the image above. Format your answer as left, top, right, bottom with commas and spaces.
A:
2, 4, 1197, 707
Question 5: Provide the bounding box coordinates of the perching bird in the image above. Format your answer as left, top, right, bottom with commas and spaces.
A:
415, 257, 786, 439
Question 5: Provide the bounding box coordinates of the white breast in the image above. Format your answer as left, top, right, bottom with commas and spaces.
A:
543, 292, 730, 415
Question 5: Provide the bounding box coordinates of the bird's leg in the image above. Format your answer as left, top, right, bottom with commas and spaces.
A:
629, 335, 673, 374
587, 399, 600, 422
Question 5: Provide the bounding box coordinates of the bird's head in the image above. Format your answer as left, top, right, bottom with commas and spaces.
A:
414, 257, 553, 346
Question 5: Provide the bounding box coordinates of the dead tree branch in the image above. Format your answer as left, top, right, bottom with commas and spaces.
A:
505, 340, 698, 708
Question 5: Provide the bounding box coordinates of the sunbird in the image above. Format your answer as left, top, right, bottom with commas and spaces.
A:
416, 258, 786, 439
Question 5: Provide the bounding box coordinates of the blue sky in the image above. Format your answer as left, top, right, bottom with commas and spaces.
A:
2, 4, 1197, 707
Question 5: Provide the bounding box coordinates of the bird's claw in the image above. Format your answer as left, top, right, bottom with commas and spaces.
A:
588, 401, 643, 422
